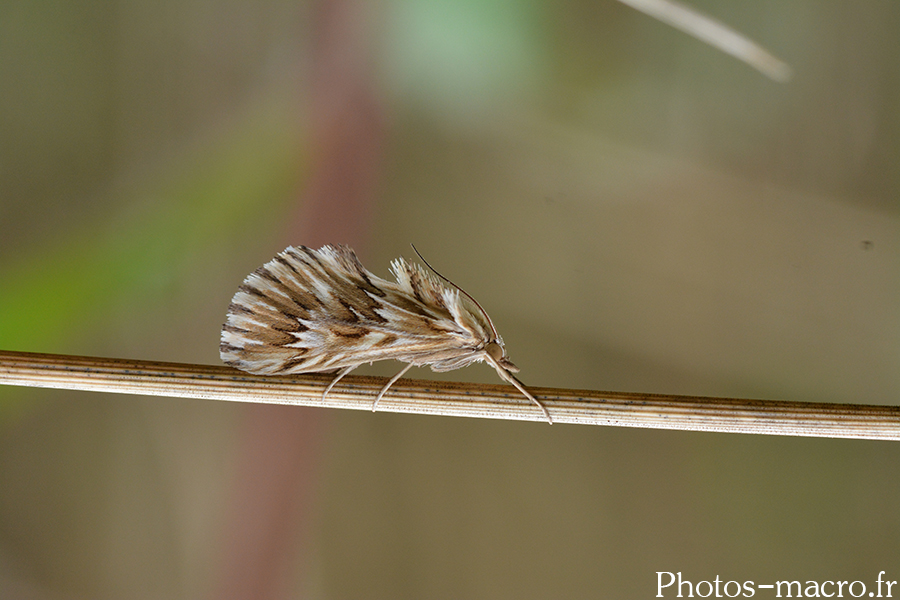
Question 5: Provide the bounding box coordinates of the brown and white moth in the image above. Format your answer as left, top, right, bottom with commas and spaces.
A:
220, 245, 551, 423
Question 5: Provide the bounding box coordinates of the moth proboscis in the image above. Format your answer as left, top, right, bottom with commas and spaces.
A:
220, 244, 552, 423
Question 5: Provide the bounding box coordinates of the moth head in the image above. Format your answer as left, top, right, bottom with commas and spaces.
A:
485, 341, 519, 373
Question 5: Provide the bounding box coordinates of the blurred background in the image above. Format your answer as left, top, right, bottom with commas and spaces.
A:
1, 0, 898, 598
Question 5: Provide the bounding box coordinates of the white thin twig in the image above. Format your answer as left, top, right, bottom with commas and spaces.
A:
618, 0, 792, 81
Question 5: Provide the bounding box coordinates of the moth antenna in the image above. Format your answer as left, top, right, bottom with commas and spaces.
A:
410, 244, 500, 341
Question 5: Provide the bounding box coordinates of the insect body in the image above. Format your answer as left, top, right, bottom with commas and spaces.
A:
220, 245, 551, 423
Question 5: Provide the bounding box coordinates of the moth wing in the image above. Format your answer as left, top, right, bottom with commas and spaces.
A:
220, 245, 488, 375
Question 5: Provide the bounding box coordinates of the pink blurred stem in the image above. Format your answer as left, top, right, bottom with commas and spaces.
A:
211, 1, 385, 598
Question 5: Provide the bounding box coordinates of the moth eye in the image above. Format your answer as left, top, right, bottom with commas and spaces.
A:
485, 342, 504, 362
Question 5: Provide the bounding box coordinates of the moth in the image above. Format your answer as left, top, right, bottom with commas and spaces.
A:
220, 244, 551, 423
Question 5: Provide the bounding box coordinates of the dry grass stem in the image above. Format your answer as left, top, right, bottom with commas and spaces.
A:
1, 350, 897, 440
617, 0, 792, 81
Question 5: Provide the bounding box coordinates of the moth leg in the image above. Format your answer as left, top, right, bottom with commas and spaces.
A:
372, 363, 414, 413
322, 365, 359, 402
487, 359, 553, 424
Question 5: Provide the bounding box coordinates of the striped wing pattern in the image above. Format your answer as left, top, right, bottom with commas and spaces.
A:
220, 245, 501, 375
